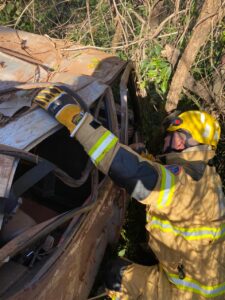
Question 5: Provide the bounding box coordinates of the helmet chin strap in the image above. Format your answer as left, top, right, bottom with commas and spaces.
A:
162, 133, 179, 154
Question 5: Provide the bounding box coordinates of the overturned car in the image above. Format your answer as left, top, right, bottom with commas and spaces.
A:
0, 27, 140, 299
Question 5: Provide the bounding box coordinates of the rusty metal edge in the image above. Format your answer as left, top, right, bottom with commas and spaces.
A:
119, 62, 135, 144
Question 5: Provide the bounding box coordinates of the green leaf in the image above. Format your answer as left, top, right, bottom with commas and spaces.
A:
118, 249, 126, 257
147, 70, 157, 78
155, 77, 161, 84
160, 80, 168, 94
154, 44, 162, 56
6, 3, 15, 14
160, 61, 169, 68
166, 66, 172, 77
120, 230, 128, 241
15, 9, 21, 16
192, 67, 201, 74
140, 81, 146, 90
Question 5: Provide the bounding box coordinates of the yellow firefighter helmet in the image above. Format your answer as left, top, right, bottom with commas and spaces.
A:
166, 111, 221, 149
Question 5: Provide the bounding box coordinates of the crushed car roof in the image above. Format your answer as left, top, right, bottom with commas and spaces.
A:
0, 26, 126, 116
0, 26, 127, 216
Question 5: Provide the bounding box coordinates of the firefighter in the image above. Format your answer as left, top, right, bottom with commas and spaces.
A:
34, 85, 225, 300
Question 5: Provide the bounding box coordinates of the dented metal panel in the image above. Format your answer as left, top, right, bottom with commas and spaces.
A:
0, 26, 126, 118
0, 109, 60, 150
2, 180, 125, 300
0, 26, 138, 300
0, 26, 127, 206
0, 26, 126, 86
0, 76, 109, 117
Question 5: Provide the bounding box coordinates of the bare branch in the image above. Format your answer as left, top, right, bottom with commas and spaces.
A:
166, 0, 225, 113
86, 0, 95, 46
162, 44, 213, 104
14, 0, 34, 28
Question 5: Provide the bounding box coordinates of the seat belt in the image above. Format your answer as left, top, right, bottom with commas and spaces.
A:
4, 160, 55, 216
12, 159, 55, 199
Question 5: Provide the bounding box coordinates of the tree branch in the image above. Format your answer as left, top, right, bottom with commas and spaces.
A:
166, 0, 225, 113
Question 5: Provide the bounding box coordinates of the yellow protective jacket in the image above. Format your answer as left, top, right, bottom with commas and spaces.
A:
74, 113, 225, 299
140, 146, 225, 300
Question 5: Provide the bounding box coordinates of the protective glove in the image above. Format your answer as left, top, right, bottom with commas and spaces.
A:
34, 85, 119, 174
34, 85, 86, 136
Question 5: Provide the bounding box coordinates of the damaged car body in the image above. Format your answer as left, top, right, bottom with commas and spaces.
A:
0, 27, 140, 299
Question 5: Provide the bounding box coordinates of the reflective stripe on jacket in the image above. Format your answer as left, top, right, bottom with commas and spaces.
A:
142, 147, 225, 299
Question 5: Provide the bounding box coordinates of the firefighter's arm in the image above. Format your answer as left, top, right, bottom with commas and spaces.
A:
34, 86, 158, 201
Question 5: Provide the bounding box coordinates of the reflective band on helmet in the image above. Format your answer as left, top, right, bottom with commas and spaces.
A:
203, 123, 211, 138
157, 166, 175, 208
88, 131, 118, 165
149, 217, 225, 241
166, 272, 225, 298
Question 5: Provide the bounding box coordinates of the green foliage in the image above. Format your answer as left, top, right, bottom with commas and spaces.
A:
0, 1, 24, 25
0, 1, 88, 38
140, 44, 172, 96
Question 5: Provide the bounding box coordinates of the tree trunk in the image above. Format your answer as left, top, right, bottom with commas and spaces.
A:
165, 0, 225, 113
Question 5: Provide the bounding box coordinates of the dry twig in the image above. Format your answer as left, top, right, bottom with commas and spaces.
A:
166, 0, 225, 112
63, 8, 186, 53
86, 0, 95, 45
162, 44, 213, 104
150, 9, 186, 39
112, 0, 128, 45
14, 0, 34, 28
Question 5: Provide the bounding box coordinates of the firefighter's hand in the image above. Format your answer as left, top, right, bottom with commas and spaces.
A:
34, 85, 85, 135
